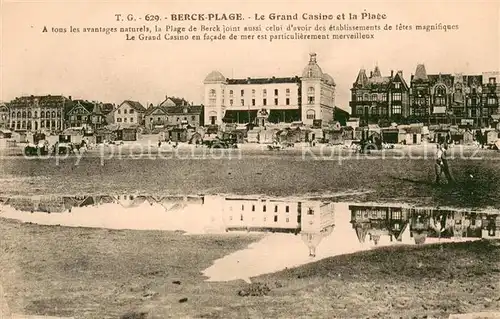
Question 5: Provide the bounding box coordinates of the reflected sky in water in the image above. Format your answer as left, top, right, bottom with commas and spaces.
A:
1, 194, 499, 281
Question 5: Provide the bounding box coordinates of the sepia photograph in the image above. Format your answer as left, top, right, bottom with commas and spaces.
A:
0, 0, 499, 318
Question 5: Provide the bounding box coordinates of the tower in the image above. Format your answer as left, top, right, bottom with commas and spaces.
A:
203, 71, 227, 126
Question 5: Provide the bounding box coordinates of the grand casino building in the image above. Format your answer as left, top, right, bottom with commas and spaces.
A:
203, 53, 336, 127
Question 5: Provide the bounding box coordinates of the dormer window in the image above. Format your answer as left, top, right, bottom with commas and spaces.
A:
394, 83, 400, 89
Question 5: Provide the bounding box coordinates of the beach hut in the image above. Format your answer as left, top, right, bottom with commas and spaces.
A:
0, 129, 12, 139
168, 127, 188, 143
382, 127, 400, 144
485, 130, 499, 145
462, 130, 475, 145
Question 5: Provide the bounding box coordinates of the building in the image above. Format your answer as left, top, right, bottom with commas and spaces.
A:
8, 95, 69, 132
482, 72, 500, 126
145, 96, 204, 130
65, 99, 108, 130
409, 65, 500, 127
349, 66, 410, 126
114, 100, 146, 125
203, 53, 336, 127
0, 102, 9, 129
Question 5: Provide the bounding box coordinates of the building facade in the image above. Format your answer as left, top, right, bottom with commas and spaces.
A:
65, 100, 108, 130
114, 100, 146, 125
8, 95, 68, 132
0, 102, 9, 129
145, 96, 203, 129
349, 66, 410, 126
409, 65, 500, 127
203, 53, 336, 127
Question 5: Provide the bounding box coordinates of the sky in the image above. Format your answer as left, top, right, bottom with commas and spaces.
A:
1, 0, 499, 112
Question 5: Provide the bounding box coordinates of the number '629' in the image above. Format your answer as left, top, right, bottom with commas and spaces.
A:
145, 14, 160, 21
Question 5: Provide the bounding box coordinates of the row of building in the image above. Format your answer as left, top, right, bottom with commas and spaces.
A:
349, 66, 500, 128
0, 96, 205, 134
1, 54, 499, 136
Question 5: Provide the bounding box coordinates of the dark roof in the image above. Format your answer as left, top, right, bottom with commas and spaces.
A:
102, 103, 115, 115
226, 76, 300, 85
166, 105, 203, 115
352, 67, 396, 90
146, 105, 203, 116
67, 100, 108, 115
121, 100, 146, 112
8, 95, 69, 108
160, 97, 189, 106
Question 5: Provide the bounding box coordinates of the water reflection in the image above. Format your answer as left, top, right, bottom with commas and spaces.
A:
0, 194, 499, 281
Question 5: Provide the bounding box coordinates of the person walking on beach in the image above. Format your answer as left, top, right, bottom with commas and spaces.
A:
435, 143, 454, 185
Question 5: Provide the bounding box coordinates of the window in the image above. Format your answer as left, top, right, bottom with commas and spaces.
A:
124, 118, 127, 122
392, 105, 402, 115
286, 218, 289, 223
22, 111, 26, 118
263, 89, 267, 97
489, 77, 497, 85
392, 211, 402, 219
118, 109, 121, 114
364, 93, 369, 101
285, 206, 289, 213
306, 109, 315, 120
252, 99, 256, 106
77, 115, 82, 121
191, 116, 196, 121
307, 208, 314, 215
240, 99, 244, 106
274, 98, 278, 105
274, 89, 278, 96
209, 89, 216, 97
286, 88, 290, 96
130, 118, 134, 122
252, 205, 255, 212
117, 118, 122, 122
274, 215, 278, 222
488, 97, 497, 105
392, 93, 402, 101
263, 205, 266, 212
372, 94, 377, 101
130, 109, 134, 114
274, 205, 278, 213
241, 205, 244, 211
124, 109, 127, 114
240, 89, 244, 96
382, 95, 387, 101
229, 99, 233, 106
286, 98, 290, 105
394, 83, 400, 89
240, 214, 244, 221
263, 99, 267, 106
229, 90, 233, 97
252, 89, 256, 96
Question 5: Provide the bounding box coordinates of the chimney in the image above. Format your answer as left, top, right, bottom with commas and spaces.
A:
397, 70, 403, 77
68, 96, 72, 100
391, 70, 394, 78
370, 71, 373, 78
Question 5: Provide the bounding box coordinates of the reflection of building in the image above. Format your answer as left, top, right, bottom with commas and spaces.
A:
349, 204, 410, 245
482, 215, 500, 238
221, 197, 301, 232
3, 195, 94, 213
204, 53, 336, 127
300, 202, 335, 257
